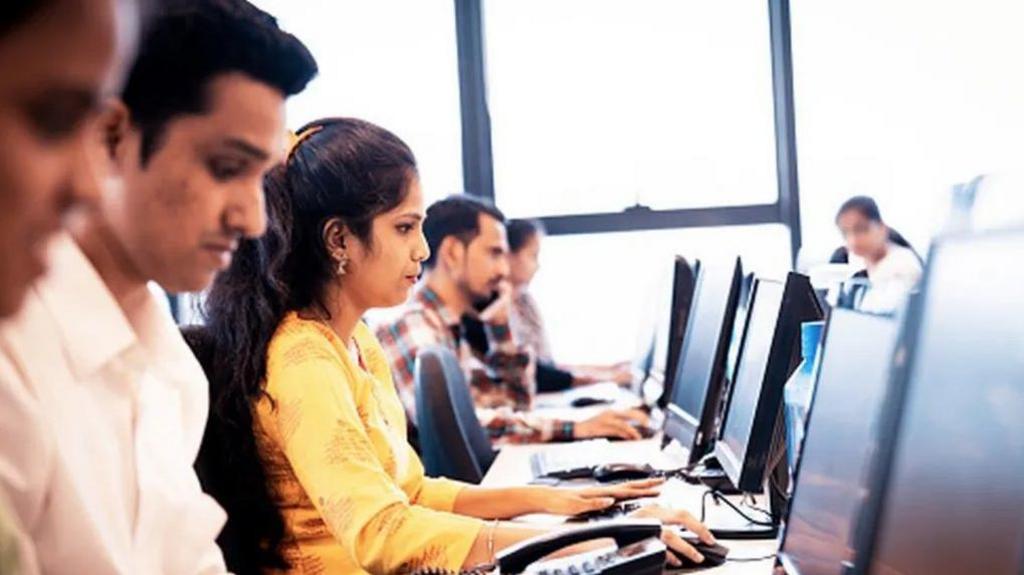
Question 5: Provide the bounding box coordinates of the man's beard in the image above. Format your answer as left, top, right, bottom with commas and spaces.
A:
459, 277, 499, 309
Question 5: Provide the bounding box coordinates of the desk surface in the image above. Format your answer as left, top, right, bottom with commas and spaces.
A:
483, 416, 778, 574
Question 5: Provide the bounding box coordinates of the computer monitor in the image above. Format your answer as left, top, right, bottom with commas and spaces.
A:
663, 257, 743, 462
715, 272, 823, 493
851, 228, 1024, 575
629, 267, 671, 395
724, 271, 756, 392
776, 309, 899, 575
655, 256, 700, 409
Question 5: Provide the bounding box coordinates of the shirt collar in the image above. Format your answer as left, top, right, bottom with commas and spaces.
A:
33, 233, 141, 379
416, 285, 462, 328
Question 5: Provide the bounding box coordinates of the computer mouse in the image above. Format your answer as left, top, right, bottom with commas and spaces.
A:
631, 421, 657, 438
667, 537, 730, 570
592, 463, 656, 483
570, 396, 613, 408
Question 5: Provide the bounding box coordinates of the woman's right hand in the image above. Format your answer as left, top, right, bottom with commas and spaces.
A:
573, 409, 650, 440
628, 504, 717, 567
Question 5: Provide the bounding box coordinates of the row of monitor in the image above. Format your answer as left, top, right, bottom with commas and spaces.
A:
645, 255, 822, 496
640, 226, 1024, 573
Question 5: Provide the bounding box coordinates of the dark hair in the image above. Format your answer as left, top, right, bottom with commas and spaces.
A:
195, 118, 416, 572
0, 1, 48, 37
121, 0, 318, 163
423, 194, 506, 268
834, 195, 918, 261
506, 218, 545, 254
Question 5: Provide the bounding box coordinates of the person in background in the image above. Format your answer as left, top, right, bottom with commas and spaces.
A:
378, 195, 650, 444
0, 1, 317, 572
197, 118, 715, 573
504, 218, 633, 391
0, 0, 140, 572
831, 196, 923, 310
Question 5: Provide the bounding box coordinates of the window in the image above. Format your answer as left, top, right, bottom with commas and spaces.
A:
529, 225, 791, 364
252, 0, 464, 204
484, 0, 779, 218
791, 0, 1024, 263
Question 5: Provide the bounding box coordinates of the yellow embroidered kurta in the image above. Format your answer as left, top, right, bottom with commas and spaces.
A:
255, 312, 483, 574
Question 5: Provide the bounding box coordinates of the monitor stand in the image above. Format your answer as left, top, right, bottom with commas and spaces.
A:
679, 456, 743, 495
709, 520, 779, 540
703, 481, 780, 540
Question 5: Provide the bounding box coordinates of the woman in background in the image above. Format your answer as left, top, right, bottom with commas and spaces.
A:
832, 196, 922, 285
196, 118, 715, 574
832, 196, 923, 310
506, 219, 633, 390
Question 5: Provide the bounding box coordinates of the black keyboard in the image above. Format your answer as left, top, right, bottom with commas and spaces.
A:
566, 501, 641, 523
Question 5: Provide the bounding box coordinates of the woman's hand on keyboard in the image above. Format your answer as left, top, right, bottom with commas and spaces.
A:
537, 478, 664, 515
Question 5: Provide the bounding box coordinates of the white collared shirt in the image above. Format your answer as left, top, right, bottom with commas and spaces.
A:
0, 233, 228, 574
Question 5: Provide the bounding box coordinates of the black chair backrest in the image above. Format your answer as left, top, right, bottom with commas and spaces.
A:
414, 346, 496, 483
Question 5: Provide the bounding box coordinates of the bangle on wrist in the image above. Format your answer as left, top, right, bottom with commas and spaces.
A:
487, 519, 499, 563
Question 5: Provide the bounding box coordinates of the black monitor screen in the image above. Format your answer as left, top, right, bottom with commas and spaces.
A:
860, 230, 1024, 575
716, 272, 823, 493
664, 257, 741, 459
779, 309, 898, 575
718, 278, 784, 473
658, 257, 699, 408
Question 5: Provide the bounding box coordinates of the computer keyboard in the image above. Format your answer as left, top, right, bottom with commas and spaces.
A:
530, 440, 616, 479
566, 501, 642, 522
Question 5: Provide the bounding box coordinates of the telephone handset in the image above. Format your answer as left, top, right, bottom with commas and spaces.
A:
497, 519, 666, 574
412, 520, 666, 575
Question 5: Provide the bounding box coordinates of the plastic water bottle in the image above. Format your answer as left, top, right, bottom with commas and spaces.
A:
784, 320, 825, 473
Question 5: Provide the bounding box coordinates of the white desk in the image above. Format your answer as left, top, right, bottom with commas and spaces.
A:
483, 426, 779, 574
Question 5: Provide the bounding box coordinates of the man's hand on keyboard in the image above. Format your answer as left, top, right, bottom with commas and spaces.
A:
573, 408, 651, 440
537, 478, 665, 515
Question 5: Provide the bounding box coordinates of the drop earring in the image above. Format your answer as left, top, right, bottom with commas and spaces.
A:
336, 253, 349, 277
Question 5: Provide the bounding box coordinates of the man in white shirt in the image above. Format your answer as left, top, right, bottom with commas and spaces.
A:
0, 1, 140, 573
0, 1, 317, 573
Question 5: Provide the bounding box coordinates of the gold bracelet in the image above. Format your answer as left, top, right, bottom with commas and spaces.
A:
487, 519, 500, 563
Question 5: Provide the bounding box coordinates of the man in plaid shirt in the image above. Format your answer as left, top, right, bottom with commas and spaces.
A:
376, 195, 647, 444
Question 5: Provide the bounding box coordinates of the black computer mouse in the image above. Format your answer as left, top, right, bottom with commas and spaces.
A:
570, 396, 613, 408
667, 537, 730, 570
592, 463, 656, 483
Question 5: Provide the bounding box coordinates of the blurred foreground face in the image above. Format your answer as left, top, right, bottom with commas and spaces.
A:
0, 0, 136, 317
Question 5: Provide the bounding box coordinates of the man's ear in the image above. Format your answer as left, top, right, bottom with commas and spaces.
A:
438, 236, 465, 271
321, 217, 348, 259
98, 99, 132, 164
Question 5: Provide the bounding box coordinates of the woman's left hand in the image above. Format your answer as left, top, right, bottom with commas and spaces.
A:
540, 478, 665, 515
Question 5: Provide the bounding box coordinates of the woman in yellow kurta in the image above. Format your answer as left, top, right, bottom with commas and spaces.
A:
256, 314, 483, 573
199, 118, 715, 574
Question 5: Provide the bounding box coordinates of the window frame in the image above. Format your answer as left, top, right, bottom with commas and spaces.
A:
453, 0, 803, 262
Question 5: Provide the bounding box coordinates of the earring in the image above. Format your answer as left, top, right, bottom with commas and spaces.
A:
335, 253, 349, 277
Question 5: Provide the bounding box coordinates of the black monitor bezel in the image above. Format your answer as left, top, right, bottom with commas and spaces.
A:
847, 227, 1024, 575
775, 308, 898, 575
657, 256, 701, 409
715, 272, 824, 493
663, 257, 743, 463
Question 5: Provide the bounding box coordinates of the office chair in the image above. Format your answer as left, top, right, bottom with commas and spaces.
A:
414, 346, 496, 484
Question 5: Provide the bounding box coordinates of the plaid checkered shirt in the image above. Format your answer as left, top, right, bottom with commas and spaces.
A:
375, 286, 574, 444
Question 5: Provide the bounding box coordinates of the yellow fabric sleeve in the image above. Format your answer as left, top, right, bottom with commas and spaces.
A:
264, 328, 483, 574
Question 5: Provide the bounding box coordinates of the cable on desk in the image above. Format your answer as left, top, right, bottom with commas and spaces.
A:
696, 484, 712, 521
705, 489, 775, 527
740, 494, 773, 520
726, 553, 778, 563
